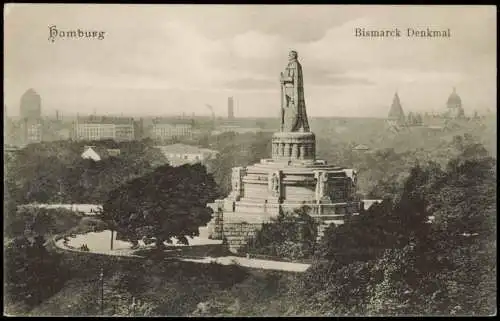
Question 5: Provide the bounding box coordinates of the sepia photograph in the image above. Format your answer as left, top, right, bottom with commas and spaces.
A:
3, 4, 497, 317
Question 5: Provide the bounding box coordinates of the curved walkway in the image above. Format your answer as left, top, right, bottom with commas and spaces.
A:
54, 230, 311, 273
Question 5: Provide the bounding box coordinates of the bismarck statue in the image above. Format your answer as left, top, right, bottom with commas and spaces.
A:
206, 50, 363, 253
280, 50, 310, 132
272, 50, 316, 161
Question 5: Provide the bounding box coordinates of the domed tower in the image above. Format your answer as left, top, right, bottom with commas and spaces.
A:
446, 87, 465, 119
20, 88, 42, 120
19, 89, 43, 145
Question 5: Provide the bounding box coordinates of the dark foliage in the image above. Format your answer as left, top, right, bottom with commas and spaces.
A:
4, 139, 168, 205
290, 136, 496, 316
4, 236, 69, 310
101, 163, 218, 247
240, 206, 318, 260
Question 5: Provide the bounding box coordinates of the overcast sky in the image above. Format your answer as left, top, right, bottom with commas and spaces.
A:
4, 4, 497, 118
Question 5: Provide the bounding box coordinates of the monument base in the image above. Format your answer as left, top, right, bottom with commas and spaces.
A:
272, 131, 316, 162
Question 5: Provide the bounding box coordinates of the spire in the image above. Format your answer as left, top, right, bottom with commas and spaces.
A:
388, 92, 405, 121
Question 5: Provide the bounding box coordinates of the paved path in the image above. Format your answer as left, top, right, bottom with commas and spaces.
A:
180, 256, 310, 272
54, 231, 311, 273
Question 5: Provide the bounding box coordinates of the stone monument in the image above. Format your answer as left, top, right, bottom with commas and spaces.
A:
206, 51, 362, 253
280, 50, 310, 132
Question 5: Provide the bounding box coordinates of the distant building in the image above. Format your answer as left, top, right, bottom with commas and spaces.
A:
386, 92, 406, 132
150, 118, 193, 141
20, 118, 43, 145
407, 112, 424, 127
56, 128, 71, 140
352, 144, 370, 152
81, 145, 121, 161
20, 89, 42, 120
228, 97, 235, 120
81, 146, 102, 161
75, 115, 135, 141
134, 118, 145, 140
4, 145, 21, 166
446, 87, 465, 119
107, 149, 121, 157
387, 92, 405, 125
18, 89, 43, 145
212, 125, 273, 135
155, 143, 219, 166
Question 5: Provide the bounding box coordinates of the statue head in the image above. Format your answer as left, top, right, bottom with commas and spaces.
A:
288, 50, 298, 61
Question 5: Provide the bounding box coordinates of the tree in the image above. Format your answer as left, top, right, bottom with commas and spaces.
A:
293, 137, 496, 316
5, 139, 168, 205
241, 206, 318, 260
101, 163, 219, 249
4, 235, 68, 310
414, 113, 423, 125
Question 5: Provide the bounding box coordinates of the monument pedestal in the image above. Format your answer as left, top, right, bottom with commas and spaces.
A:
272, 132, 316, 162
203, 50, 362, 253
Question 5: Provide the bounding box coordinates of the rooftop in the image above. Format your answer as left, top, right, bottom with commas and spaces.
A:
155, 143, 218, 155
77, 115, 134, 124
352, 144, 370, 151
152, 117, 194, 125
21, 88, 40, 98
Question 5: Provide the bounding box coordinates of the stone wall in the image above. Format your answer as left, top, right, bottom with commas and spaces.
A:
222, 222, 263, 253
282, 185, 316, 202
206, 209, 223, 239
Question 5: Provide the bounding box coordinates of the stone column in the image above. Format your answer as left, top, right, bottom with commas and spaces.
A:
279, 143, 285, 157
304, 145, 310, 158
284, 143, 290, 157
298, 144, 304, 159
272, 143, 277, 158
292, 143, 298, 158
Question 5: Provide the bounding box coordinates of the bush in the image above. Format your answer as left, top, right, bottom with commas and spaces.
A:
241, 206, 318, 261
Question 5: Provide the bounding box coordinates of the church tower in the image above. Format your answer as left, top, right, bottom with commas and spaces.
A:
387, 92, 406, 125
446, 87, 465, 119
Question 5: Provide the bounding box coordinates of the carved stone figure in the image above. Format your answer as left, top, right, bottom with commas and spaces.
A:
269, 172, 280, 197
352, 170, 358, 185
280, 50, 310, 132
315, 171, 329, 201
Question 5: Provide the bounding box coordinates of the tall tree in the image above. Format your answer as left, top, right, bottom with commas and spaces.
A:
102, 163, 218, 249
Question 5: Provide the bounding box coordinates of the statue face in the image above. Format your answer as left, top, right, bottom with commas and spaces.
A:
289, 51, 298, 60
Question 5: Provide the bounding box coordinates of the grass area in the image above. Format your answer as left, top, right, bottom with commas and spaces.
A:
28, 277, 102, 316
29, 250, 292, 316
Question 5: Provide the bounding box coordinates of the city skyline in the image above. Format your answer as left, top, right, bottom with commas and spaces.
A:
4, 5, 497, 118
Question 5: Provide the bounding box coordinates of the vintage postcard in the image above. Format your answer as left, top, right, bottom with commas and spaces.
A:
3, 4, 496, 317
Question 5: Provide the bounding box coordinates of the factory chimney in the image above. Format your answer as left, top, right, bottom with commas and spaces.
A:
228, 97, 235, 120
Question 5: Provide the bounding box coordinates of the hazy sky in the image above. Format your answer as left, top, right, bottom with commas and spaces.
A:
4, 4, 497, 118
